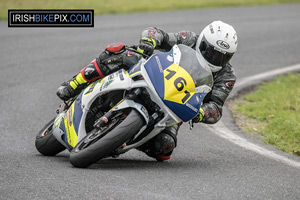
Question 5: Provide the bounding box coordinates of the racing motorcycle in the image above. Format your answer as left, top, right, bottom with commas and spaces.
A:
35, 44, 213, 168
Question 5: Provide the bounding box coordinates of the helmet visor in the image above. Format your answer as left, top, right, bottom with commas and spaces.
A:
199, 37, 234, 67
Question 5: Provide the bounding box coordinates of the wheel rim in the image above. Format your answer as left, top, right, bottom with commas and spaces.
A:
73, 112, 127, 153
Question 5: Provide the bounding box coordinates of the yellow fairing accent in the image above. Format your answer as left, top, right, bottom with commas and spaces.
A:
54, 113, 64, 127
163, 64, 195, 104
128, 71, 141, 78
125, 71, 131, 78
64, 103, 78, 147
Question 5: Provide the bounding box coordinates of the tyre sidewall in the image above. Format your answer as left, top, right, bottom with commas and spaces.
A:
35, 117, 66, 156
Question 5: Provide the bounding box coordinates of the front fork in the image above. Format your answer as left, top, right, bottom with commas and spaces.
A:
56, 97, 77, 114
93, 88, 144, 129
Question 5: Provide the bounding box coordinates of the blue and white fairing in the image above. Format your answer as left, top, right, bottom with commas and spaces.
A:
141, 44, 213, 122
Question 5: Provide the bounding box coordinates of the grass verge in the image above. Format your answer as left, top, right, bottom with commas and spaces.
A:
1, 0, 300, 20
231, 74, 300, 156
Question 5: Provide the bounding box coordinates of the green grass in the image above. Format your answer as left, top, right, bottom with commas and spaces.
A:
233, 74, 300, 156
2, 0, 300, 20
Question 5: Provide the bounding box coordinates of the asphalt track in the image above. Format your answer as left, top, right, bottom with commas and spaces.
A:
1, 4, 300, 200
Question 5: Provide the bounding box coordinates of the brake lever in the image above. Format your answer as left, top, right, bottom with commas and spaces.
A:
125, 45, 150, 59
188, 120, 194, 130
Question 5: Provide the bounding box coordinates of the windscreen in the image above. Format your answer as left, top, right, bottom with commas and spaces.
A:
178, 44, 213, 88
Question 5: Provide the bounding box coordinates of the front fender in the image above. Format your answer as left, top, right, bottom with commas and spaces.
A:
111, 99, 149, 124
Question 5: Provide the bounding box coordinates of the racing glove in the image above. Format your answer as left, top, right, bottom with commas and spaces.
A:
137, 37, 156, 57
192, 108, 205, 123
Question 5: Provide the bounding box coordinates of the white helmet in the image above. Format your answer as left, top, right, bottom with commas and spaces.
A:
196, 21, 238, 72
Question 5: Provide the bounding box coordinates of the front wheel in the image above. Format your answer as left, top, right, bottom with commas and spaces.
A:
70, 108, 144, 168
35, 117, 66, 156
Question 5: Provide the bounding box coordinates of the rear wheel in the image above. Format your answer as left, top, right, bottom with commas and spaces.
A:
35, 117, 66, 156
70, 108, 144, 168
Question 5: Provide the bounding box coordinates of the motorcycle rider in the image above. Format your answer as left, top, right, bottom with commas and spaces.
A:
56, 21, 238, 161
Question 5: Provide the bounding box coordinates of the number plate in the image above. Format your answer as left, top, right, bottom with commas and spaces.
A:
164, 64, 195, 104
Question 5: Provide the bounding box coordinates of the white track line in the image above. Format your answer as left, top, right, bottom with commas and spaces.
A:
231, 63, 300, 99
208, 63, 300, 168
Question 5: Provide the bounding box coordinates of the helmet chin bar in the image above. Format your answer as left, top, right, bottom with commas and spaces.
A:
207, 63, 222, 73
195, 45, 223, 73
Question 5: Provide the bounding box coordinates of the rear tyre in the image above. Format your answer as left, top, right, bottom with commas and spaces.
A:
70, 109, 144, 168
35, 117, 66, 156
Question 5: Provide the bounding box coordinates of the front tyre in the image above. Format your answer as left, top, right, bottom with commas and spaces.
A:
70, 109, 144, 168
35, 117, 66, 156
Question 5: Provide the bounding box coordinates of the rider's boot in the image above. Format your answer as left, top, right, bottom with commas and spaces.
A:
56, 73, 88, 101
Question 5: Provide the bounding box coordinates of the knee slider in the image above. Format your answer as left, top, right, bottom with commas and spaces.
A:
80, 59, 104, 82
154, 132, 176, 155
83, 63, 99, 80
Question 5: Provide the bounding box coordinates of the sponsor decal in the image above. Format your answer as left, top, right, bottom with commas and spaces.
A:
167, 55, 173, 62
102, 79, 114, 89
209, 24, 214, 34
118, 70, 124, 81
186, 103, 198, 113
8, 9, 94, 27
141, 106, 149, 118
155, 56, 163, 73
82, 78, 102, 93
216, 40, 230, 49
84, 81, 98, 95
108, 74, 114, 80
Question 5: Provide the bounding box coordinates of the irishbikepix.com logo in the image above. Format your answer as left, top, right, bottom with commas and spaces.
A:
8, 10, 94, 27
